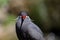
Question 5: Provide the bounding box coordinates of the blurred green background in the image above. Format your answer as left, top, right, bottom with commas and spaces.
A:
0, 0, 60, 40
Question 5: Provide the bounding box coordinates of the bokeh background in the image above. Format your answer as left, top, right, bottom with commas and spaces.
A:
0, 0, 60, 40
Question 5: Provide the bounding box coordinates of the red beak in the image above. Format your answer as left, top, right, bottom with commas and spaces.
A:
22, 16, 26, 19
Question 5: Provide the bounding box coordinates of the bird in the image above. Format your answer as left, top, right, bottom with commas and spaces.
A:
15, 11, 45, 40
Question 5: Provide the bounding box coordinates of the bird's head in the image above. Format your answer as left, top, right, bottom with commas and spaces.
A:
19, 11, 28, 20
16, 11, 28, 27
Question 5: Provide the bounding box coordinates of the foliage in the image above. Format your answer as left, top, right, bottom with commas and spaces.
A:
3, 15, 16, 26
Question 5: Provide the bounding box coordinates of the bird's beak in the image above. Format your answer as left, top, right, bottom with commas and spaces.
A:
22, 16, 26, 20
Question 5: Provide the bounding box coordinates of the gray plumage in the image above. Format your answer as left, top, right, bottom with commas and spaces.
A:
16, 12, 45, 40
